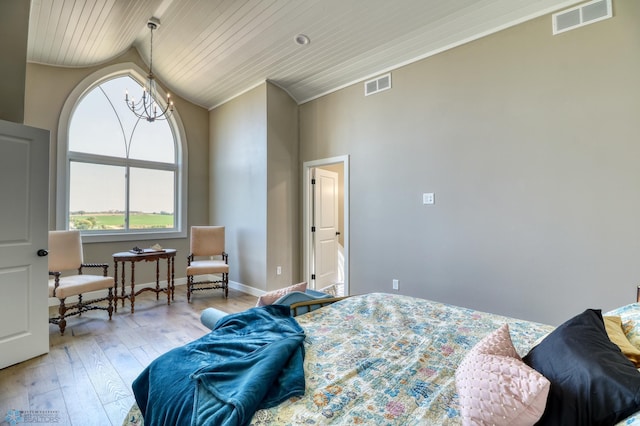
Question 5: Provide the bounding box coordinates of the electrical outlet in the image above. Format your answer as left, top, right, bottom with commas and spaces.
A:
392, 279, 399, 290
276, 266, 282, 275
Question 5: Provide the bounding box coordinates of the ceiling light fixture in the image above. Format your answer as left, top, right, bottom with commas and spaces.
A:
294, 34, 310, 46
125, 17, 174, 122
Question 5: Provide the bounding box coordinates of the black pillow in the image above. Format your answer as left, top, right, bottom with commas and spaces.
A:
523, 309, 640, 426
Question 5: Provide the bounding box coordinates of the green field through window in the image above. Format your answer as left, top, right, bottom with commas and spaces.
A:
70, 213, 174, 230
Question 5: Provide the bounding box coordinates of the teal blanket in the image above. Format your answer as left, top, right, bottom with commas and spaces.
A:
132, 305, 306, 426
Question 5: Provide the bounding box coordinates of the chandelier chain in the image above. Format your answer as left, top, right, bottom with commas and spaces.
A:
148, 22, 155, 78
124, 18, 173, 122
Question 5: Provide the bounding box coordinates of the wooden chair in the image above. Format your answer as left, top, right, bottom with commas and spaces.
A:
48, 230, 114, 335
186, 226, 229, 302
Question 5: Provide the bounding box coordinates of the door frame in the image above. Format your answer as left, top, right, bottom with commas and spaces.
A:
302, 155, 349, 294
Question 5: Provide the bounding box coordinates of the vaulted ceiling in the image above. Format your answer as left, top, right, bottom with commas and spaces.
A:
27, 0, 582, 109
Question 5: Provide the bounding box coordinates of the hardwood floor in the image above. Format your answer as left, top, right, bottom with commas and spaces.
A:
0, 286, 256, 426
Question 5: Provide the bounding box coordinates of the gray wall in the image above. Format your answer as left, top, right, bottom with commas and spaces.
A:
299, 0, 640, 325
0, 1, 29, 123
266, 83, 300, 289
209, 82, 299, 292
210, 84, 268, 291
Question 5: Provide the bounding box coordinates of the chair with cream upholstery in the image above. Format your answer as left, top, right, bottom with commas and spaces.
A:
48, 230, 114, 335
187, 226, 229, 302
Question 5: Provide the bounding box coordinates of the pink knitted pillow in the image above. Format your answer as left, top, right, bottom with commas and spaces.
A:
255, 282, 307, 307
455, 324, 550, 426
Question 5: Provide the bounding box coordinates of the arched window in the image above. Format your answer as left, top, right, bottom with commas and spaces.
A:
58, 68, 187, 243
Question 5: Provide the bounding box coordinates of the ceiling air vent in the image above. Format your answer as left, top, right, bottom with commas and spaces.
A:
364, 73, 391, 96
552, 0, 612, 35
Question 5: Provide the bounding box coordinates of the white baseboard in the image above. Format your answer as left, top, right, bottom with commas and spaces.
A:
48, 276, 263, 307
228, 280, 264, 297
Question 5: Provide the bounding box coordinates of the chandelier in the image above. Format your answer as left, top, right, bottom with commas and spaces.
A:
125, 18, 174, 122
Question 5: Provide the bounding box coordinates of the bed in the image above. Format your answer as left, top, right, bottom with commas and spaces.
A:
124, 292, 640, 425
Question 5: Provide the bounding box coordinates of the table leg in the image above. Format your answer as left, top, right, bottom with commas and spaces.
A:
171, 256, 175, 301
113, 260, 119, 313
166, 257, 171, 305
155, 259, 160, 301
120, 261, 127, 308
130, 261, 136, 314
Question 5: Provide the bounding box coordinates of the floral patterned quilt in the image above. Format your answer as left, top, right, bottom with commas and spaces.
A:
124, 294, 640, 425
251, 292, 553, 425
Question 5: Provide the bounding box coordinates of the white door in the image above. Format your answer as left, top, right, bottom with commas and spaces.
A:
312, 168, 339, 290
0, 119, 50, 369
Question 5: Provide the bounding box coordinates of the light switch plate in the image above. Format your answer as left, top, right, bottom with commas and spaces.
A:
423, 193, 435, 205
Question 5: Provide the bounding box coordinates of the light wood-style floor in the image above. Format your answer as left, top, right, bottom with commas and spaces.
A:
0, 286, 256, 426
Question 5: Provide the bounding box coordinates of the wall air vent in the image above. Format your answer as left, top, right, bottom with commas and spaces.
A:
552, 0, 612, 35
364, 73, 391, 96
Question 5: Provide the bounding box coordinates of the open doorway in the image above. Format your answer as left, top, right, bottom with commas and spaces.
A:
303, 155, 349, 296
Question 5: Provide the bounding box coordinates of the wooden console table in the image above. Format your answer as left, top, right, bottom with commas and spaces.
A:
112, 249, 176, 313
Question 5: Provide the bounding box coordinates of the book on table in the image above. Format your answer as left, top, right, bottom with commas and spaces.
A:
129, 246, 165, 254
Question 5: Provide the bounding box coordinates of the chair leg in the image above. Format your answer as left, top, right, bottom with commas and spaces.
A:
58, 298, 67, 335
107, 288, 114, 320
224, 272, 229, 298
187, 275, 192, 303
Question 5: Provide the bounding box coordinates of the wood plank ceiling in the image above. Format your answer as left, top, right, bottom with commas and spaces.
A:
27, 0, 583, 109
